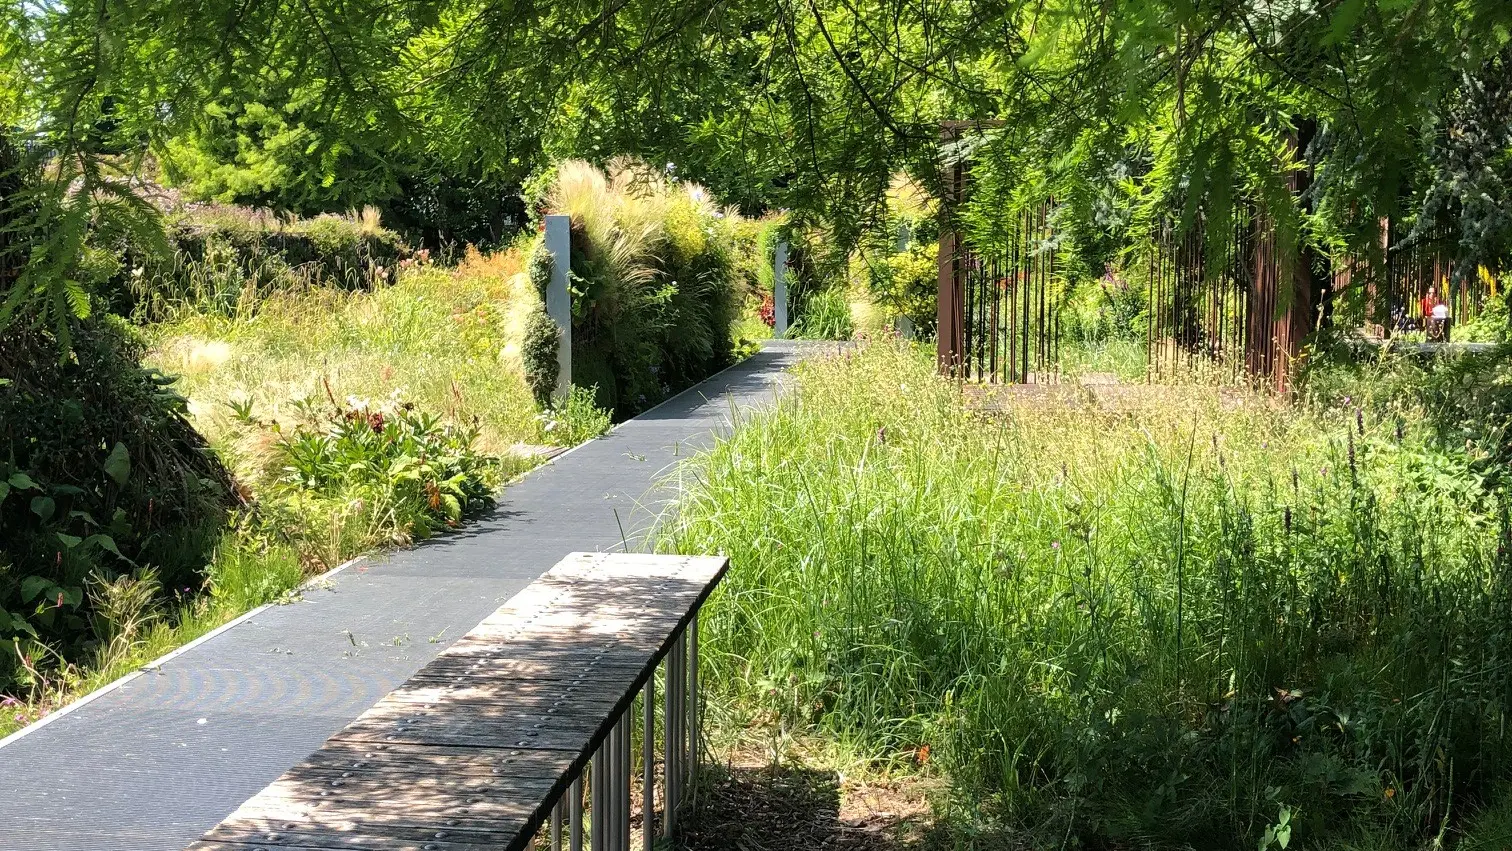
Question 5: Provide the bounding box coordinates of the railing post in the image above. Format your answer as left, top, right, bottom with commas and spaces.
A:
774, 240, 790, 337
662, 634, 683, 836
687, 615, 699, 790
551, 796, 564, 850
544, 213, 573, 401
619, 710, 631, 847
570, 777, 584, 851
591, 744, 606, 851
642, 677, 655, 847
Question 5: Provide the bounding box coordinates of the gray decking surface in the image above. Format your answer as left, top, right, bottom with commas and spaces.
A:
0, 340, 819, 851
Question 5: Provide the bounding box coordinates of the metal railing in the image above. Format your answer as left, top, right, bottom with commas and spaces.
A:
542, 618, 701, 850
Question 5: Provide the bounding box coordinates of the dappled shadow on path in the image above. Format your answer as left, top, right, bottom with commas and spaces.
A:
678, 762, 928, 851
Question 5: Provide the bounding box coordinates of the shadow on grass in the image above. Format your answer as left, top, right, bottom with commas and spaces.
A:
678, 762, 924, 851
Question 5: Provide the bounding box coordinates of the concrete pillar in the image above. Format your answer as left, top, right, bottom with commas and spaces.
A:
544, 214, 572, 401
773, 240, 789, 337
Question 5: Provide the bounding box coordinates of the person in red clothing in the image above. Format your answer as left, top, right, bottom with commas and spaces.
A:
1419, 286, 1440, 318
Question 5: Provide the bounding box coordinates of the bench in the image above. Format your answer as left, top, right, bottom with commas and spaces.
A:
187, 551, 728, 851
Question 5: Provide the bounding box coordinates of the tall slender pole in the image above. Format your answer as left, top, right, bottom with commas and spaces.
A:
643, 676, 655, 848
544, 214, 573, 402
619, 710, 631, 847
591, 747, 605, 851
570, 777, 584, 851
663, 638, 682, 837
688, 615, 700, 792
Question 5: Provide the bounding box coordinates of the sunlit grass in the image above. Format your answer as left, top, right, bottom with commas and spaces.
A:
145, 249, 547, 460
658, 341, 1511, 849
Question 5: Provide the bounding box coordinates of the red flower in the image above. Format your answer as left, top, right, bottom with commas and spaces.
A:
759, 293, 776, 327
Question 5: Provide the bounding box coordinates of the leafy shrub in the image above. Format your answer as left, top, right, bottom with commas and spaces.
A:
537, 385, 613, 446
266, 394, 497, 544
544, 159, 741, 415
1063, 265, 1149, 343
853, 242, 936, 335
520, 306, 562, 405
790, 287, 853, 339
0, 317, 234, 691
117, 204, 412, 320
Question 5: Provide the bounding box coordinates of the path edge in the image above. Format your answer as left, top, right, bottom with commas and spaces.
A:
0, 553, 368, 752
0, 340, 805, 753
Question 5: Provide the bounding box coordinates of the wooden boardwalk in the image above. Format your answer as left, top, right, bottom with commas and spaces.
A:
189, 552, 727, 851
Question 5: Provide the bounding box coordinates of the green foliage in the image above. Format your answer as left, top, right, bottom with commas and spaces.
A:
1062, 267, 1150, 345
527, 240, 554, 299
521, 305, 563, 405
854, 245, 935, 334
271, 395, 497, 543
5, 0, 1512, 347
538, 385, 612, 446
660, 342, 1512, 849
0, 316, 233, 691
120, 205, 410, 321
547, 160, 742, 415
790, 288, 853, 340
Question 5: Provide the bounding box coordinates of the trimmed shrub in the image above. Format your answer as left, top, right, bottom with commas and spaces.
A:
113, 204, 412, 320
521, 306, 562, 405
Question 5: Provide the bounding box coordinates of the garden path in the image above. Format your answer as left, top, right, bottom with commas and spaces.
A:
0, 340, 826, 851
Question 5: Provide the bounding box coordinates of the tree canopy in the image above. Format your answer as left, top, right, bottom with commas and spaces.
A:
1, 0, 1510, 326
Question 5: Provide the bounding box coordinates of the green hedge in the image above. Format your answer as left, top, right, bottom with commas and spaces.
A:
109, 206, 412, 320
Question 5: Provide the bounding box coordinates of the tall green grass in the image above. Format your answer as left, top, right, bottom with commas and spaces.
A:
657, 342, 1512, 849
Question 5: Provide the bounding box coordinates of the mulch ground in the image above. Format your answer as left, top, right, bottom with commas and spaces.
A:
676, 755, 935, 851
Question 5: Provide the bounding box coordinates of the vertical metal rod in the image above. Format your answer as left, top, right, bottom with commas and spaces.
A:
619, 709, 631, 849
570, 777, 584, 851
643, 676, 655, 849
687, 613, 700, 791
662, 640, 681, 838
592, 745, 606, 851
552, 796, 564, 851
607, 718, 620, 851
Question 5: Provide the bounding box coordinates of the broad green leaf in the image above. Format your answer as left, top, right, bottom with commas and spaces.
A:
0, 481, 8, 503
103, 442, 131, 485
7, 472, 37, 490
30, 496, 55, 523
1326, 0, 1367, 44
20, 576, 52, 603
84, 534, 126, 559
55, 533, 81, 549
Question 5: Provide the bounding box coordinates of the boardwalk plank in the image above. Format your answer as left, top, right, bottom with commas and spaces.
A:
188, 552, 727, 851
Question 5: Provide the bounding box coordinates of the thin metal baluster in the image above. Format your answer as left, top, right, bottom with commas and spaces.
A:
552, 796, 564, 851
663, 637, 682, 838
688, 614, 699, 791
617, 711, 630, 849
622, 709, 632, 848
570, 777, 584, 851
643, 676, 655, 848
591, 747, 606, 851
608, 717, 621, 851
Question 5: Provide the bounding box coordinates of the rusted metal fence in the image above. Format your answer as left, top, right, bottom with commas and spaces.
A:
940, 203, 1303, 389
1142, 215, 1254, 384
1336, 222, 1490, 340
955, 204, 1062, 384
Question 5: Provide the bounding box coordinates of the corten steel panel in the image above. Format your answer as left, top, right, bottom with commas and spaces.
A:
0, 341, 820, 851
